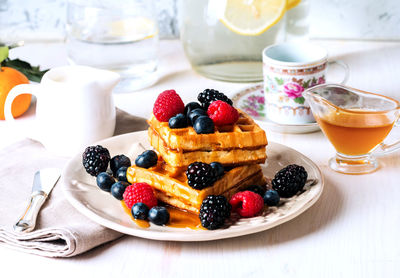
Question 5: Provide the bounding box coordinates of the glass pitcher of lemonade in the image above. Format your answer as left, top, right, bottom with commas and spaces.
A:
304, 84, 400, 174
180, 0, 309, 82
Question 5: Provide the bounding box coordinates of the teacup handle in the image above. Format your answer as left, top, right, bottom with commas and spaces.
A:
4, 84, 41, 139
373, 118, 400, 157
328, 60, 349, 84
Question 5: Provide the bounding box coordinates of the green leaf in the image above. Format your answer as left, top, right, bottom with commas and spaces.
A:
1, 58, 48, 82
302, 80, 311, 89
275, 77, 284, 85
0, 46, 9, 63
294, 97, 305, 104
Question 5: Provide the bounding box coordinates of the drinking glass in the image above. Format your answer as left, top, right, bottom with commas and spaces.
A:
304, 84, 400, 174
66, 0, 158, 93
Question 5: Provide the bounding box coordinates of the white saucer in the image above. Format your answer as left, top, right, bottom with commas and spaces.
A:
232, 84, 320, 134
61, 131, 324, 242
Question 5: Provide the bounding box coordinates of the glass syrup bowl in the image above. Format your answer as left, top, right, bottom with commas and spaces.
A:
303, 84, 400, 174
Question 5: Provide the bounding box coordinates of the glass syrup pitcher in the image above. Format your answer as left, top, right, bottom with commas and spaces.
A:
304, 84, 400, 174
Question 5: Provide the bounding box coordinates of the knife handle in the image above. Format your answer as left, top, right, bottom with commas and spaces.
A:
13, 192, 47, 233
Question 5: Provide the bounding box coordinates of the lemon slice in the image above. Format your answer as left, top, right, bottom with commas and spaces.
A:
109, 17, 158, 42
287, 0, 301, 10
218, 0, 287, 36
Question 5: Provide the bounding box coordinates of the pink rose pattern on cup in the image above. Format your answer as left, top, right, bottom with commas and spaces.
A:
266, 75, 326, 105
283, 82, 304, 99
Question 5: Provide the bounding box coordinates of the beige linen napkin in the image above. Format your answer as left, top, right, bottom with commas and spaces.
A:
0, 109, 148, 257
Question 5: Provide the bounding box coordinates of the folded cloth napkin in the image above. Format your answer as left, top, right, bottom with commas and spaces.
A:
0, 109, 148, 257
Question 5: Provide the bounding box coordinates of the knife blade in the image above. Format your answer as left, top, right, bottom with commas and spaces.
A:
13, 168, 61, 233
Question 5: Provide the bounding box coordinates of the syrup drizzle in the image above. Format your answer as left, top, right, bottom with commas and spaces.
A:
121, 201, 203, 230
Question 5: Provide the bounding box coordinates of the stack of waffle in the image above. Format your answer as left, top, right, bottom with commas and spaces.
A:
127, 110, 268, 214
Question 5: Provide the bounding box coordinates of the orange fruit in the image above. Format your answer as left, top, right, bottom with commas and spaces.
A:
0, 66, 31, 120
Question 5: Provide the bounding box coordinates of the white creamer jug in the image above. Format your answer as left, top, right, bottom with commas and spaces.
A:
4, 65, 120, 156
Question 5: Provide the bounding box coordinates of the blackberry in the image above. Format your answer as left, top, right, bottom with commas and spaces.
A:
186, 162, 216, 190
197, 89, 233, 109
82, 145, 111, 176
199, 195, 231, 230
272, 164, 308, 198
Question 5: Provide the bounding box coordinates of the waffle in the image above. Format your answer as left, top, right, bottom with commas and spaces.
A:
147, 110, 268, 167
127, 162, 267, 214
147, 110, 268, 151
149, 127, 267, 167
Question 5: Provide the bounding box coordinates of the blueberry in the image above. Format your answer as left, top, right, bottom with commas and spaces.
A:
116, 166, 128, 182
110, 154, 131, 176
246, 185, 266, 197
263, 190, 280, 206
168, 113, 188, 129
184, 102, 202, 117
96, 172, 115, 192
193, 116, 214, 134
131, 202, 150, 220
188, 108, 207, 126
135, 150, 158, 168
210, 162, 224, 178
110, 181, 129, 200
148, 206, 170, 225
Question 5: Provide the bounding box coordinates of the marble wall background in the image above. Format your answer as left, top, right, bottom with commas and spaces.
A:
0, 0, 399, 42
310, 0, 400, 40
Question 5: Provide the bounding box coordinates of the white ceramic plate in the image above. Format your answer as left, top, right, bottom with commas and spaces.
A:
232, 83, 320, 134
61, 131, 324, 241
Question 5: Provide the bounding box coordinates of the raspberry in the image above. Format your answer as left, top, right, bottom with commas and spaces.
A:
229, 191, 264, 218
153, 90, 184, 122
207, 100, 239, 126
123, 183, 158, 209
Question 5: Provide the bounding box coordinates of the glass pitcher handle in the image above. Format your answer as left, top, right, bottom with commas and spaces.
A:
373, 118, 400, 157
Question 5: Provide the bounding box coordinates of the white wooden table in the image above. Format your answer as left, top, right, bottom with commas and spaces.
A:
0, 40, 400, 278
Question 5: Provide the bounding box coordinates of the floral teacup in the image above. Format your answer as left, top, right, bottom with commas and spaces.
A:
262, 42, 349, 124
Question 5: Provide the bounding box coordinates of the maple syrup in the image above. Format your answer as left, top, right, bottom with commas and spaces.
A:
316, 112, 394, 156
121, 201, 202, 229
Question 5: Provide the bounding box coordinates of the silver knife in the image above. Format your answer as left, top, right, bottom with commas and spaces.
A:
13, 168, 61, 233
